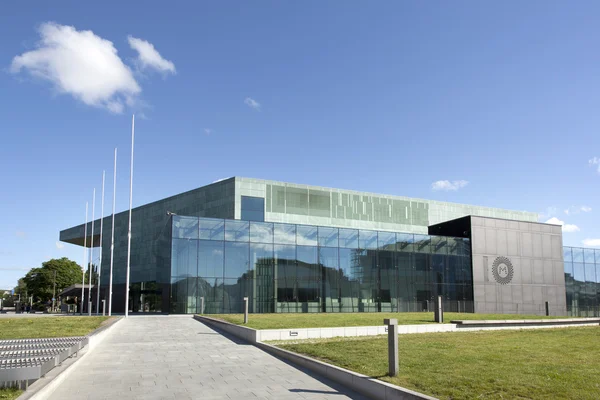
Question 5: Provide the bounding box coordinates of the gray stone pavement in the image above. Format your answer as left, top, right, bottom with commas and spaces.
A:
48, 316, 368, 400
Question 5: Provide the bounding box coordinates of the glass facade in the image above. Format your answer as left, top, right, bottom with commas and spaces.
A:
564, 246, 600, 317
170, 216, 473, 314
241, 196, 265, 222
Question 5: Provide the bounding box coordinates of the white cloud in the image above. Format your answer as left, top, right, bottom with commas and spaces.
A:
10, 22, 141, 113
244, 97, 261, 111
565, 205, 592, 215
431, 180, 469, 191
545, 217, 580, 233
204, 128, 212, 135
55, 241, 64, 249
127, 36, 175, 74
590, 157, 600, 174
539, 206, 558, 221
583, 238, 600, 247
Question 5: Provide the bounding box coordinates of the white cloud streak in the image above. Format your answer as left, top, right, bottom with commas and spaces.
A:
590, 157, 600, 174
10, 22, 141, 113
244, 97, 261, 111
565, 205, 592, 215
583, 239, 600, 247
55, 241, 64, 249
545, 217, 580, 233
127, 36, 176, 74
431, 180, 469, 191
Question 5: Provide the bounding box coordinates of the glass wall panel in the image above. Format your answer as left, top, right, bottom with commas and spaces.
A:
172, 216, 199, 239
241, 196, 265, 222
250, 222, 273, 243
297, 225, 318, 246
414, 235, 431, 253
318, 227, 339, 248
563, 247, 573, 262
572, 248, 584, 263
339, 229, 359, 249
359, 230, 378, 250
171, 216, 474, 314
224, 242, 251, 279
377, 231, 396, 250
320, 247, 339, 312
432, 236, 447, 255
584, 249, 596, 264
274, 223, 296, 244
396, 233, 414, 253
297, 245, 320, 312
225, 220, 249, 242
199, 219, 224, 241
251, 243, 274, 313
198, 240, 224, 278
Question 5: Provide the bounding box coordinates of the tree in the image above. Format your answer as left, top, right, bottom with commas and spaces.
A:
21, 258, 83, 303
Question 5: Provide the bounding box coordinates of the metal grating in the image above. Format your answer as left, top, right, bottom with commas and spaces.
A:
0, 336, 89, 389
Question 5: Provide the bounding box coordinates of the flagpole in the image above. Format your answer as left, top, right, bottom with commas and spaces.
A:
96, 171, 105, 315
80, 202, 88, 315
125, 115, 135, 318
88, 188, 95, 316
109, 148, 117, 316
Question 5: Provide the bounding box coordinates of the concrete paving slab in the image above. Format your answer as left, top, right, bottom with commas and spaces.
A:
47, 316, 368, 399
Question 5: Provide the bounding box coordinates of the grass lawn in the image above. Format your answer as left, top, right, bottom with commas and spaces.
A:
0, 388, 22, 400
277, 327, 600, 400
0, 316, 111, 340
204, 312, 562, 330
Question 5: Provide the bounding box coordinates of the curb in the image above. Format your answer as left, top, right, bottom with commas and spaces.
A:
195, 315, 435, 400
16, 317, 123, 400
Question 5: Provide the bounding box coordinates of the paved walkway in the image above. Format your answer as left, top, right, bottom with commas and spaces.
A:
49, 316, 367, 400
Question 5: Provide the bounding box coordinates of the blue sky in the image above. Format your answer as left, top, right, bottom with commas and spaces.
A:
1, 1, 599, 289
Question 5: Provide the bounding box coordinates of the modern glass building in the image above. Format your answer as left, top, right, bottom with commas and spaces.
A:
58, 177, 600, 316
170, 216, 472, 314
563, 247, 600, 316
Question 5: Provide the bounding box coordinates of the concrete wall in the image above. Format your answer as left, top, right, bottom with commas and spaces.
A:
471, 216, 567, 316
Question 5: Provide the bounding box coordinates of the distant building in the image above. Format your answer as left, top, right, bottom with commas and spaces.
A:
60, 177, 599, 316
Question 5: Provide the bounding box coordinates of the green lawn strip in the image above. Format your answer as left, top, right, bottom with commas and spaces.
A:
204, 312, 564, 330
0, 388, 22, 400
277, 327, 600, 400
0, 317, 111, 340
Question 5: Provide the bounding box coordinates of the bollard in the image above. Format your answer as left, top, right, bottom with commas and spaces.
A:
200, 297, 204, 314
102, 300, 106, 316
434, 295, 443, 323
243, 297, 249, 324
545, 301, 549, 316
383, 318, 399, 377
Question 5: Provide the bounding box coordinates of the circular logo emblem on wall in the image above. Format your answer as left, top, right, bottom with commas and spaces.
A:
492, 256, 514, 285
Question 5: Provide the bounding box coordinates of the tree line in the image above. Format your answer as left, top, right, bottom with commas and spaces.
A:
9, 257, 98, 309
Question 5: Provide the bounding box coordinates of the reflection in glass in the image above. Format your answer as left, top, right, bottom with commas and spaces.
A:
359, 230, 378, 250
274, 223, 296, 244
199, 219, 224, 240
250, 222, 274, 243
172, 216, 199, 239
225, 220, 249, 242
171, 216, 475, 314
339, 229, 358, 249
297, 225, 318, 246
318, 227, 339, 247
